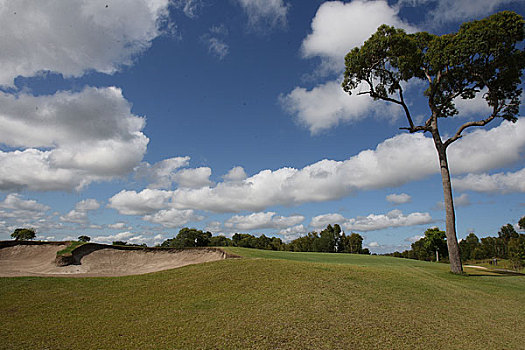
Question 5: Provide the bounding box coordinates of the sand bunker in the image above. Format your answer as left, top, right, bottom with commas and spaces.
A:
0, 243, 230, 277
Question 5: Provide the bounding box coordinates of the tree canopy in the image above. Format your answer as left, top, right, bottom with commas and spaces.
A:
342, 11, 525, 274
11, 228, 36, 241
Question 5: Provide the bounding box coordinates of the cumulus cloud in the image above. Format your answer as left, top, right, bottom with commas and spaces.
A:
173, 167, 213, 189
312, 210, 432, 232
0, 87, 148, 191
0, 0, 171, 86
280, 80, 401, 134
0, 194, 50, 213
434, 193, 472, 210
405, 234, 425, 243
278, 224, 308, 240
224, 212, 304, 231
0, 194, 61, 235
93, 231, 165, 246
109, 118, 525, 214
453, 168, 525, 193
235, 0, 289, 31
60, 199, 100, 224
386, 193, 412, 204
108, 222, 131, 230
108, 189, 172, 215
310, 213, 346, 230
135, 157, 190, 189
142, 208, 204, 228
345, 210, 432, 232
301, 0, 416, 74
223, 166, 248, 182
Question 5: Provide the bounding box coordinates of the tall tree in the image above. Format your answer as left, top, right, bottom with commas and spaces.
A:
342, 12, 525, 274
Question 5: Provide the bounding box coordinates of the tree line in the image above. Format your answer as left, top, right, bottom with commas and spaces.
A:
388, 216, 525, 269
159, 225, 370, 254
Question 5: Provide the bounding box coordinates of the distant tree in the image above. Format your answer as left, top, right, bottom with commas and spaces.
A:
112, 241, 127, 246
348, 233, 364, 254
519, 216, 525, 230
508, 234, 525, 270
343, 12, 525, 273
208, 235, 231, 247
459, 233, 480, 261
423, 228, 448, 262
78, 235, 91, 242
315, 224, 338, 253
11, 228, 36, 241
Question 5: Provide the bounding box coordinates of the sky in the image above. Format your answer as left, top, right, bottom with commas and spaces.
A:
0, 0, 524, 253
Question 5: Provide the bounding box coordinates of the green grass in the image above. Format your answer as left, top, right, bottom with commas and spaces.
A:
1, 248, 524, 349
55, 241, 86, 257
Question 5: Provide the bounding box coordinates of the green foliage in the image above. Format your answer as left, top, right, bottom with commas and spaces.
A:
287, 224, 367, 254
10, 228, 36, 241
343, 11, 525, 123
393, 222, 525, 270
78, 235, 91, 242
423, 227, 448, 261
519, 216, 525, 230
112, 241, 128, 246
161, 228, 213, 248
56, 241, 86, 256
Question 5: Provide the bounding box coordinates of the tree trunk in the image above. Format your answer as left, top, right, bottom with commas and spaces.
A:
435, 145, 463, 274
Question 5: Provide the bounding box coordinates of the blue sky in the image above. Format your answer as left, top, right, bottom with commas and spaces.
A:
0, 0, 524, 253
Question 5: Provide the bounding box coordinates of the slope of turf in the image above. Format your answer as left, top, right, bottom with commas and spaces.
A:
1, 248, 523, 349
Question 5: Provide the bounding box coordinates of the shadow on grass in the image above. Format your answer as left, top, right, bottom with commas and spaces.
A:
465, 269, 525, 277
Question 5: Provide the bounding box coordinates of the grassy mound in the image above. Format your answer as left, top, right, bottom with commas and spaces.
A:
1, 248, 523, 349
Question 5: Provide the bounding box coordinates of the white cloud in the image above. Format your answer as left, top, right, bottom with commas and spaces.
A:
0, 87, 148, 191
434, 193, 471, 210
453, 168, 525, 193
301, 0, 416, 74
343, 209, 433, 232
142, 208, 204, 228
205, 221, 223, 233
405, 234, 424, 243
310, 213, 346, 230
108, 222, 130, 230
312, 210, 432, 232
0, 0, 171, 86
224, 212, 304, 231
95, 231, 166, 246
110, 118, 524, 214
60, 199, 100, 224
398, 0, 520, 27
280, 80, 401, 134
447, 118, 525, 174
173, 0, 203, 18
203, 37, 230, 60
236, 0, 289, 31
75, 199, 101, 211
368, 241, 379, 248
278, 224, 307, 240
223, 166, 248, 182
60, 210, 89, 224
135, 157, 190, 189
108, 189, 172, 215
173, 167, 213, 189
0, 194, 50, 212
386, 193, 412, 204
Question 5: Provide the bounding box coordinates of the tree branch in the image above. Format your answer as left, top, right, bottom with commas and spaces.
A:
443, 105, 500, 148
